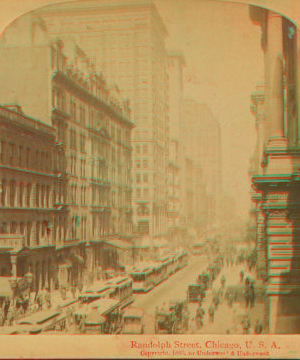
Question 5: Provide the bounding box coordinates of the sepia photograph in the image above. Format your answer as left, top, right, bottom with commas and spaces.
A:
0, 0, 299, 358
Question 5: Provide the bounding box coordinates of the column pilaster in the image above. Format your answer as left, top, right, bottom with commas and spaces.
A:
11, 252, 17, 277
266, 11, 286, 148
256, 206, 267, 277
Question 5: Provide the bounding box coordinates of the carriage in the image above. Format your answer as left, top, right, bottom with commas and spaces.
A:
187, 284, 203, 303
155, 301, 185, 334
197, 273, 210, 290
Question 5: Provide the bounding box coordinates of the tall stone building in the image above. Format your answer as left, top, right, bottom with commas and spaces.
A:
0, 14, 134, 290
249, 6, 300, 333
0, 104, 57, 292
183, 99, 222, 227
33, 0, 170, 243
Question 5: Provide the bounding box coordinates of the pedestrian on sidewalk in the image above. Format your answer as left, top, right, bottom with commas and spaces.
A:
240, 270, 244, 283
249, 282, 255, 308
0, 309, 4, 327
232, 308, 239, 332
36, 291, 43, 311
213, 292, 219, 310
254, 319, 263, 334
71, 284, 76, 299
221, 275, 226, 289
3, 298, 10, 323
244, 278, 251, 309
241, 313, 251, 334
227, 290, 235, 307
44, 288, 51, 309
209, 304, 215, 323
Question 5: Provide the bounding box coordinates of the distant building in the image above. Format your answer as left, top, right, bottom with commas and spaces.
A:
183, 99, 222, 226
167, 139, 180, 248
167, 52, 187, 247
0, 14, 134, 290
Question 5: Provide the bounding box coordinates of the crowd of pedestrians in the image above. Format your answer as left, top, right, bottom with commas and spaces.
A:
192, 245, 265, 335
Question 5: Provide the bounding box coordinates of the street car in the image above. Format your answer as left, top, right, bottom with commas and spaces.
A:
12, 309, 66, 334
122, 307, 145, 334
154, 300, 185, 334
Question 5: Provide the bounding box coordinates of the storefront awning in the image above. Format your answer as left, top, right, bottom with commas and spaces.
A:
104, 239, 133, 250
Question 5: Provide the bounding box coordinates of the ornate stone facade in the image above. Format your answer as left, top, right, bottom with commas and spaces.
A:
250, 6, 300, 333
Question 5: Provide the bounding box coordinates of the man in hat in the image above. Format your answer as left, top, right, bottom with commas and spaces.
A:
209, 303, 215, 323
241, 313, 251, 334
254, 319, 263, 334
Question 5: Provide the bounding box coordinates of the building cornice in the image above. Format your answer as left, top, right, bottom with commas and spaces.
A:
36, 0, 168, 36
0, 105, 56, 139
52, 70, 135, 129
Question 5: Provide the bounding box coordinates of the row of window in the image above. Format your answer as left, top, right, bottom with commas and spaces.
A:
69, 155, 87, 177
135, 144, 148, 154
135, 188, 149, 199
0, 220, 50, 247
136, 158, 148, 168
0, 140, 51, 171
136, 173, 148, 183
53, 87, 131, 147
1, 180, 51, 209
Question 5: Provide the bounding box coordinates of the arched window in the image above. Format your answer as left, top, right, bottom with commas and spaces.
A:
36, 221, 40, 245
46, 186, 50, 208
41, 185, 45, 208
10, 180, 16, 207
19, 183, 24, 207
26, 184, 31, 207
36, 184, 40, 207
20, 222, 25, 235
10, 221, 17, 234
1, 179, 6, 206
27, 222, 32, 246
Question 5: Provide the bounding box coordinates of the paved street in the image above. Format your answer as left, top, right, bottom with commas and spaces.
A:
134, 255, 209, 333
134, 255, 266, 335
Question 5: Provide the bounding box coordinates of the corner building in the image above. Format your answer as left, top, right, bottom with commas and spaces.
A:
34, 0, 170, 244
0, 13, 134, 290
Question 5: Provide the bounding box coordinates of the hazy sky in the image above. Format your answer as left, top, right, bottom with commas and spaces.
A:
0, 0, 278, 219
156, 0, 265, 218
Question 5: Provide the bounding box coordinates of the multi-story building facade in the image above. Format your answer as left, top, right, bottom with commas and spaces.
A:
167, 139, 180, 248
0, 104, 58, 292
0, 14, 134, 290
185, 157, 195, 226
33, 0, 170, 244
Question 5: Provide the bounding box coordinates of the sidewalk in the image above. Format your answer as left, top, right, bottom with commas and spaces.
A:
189, 262, 266, 334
